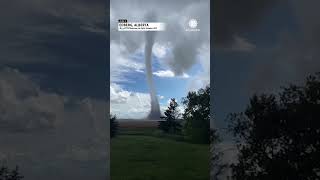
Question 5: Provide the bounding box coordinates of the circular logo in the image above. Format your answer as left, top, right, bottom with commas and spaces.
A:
188, 19, 198, 28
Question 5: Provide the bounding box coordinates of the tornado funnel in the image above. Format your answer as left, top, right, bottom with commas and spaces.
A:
144, 12, 161, 120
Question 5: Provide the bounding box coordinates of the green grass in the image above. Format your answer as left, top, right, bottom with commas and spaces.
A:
118, 128, 160, 136
111, 135, 209, 180
118, 128, 186, 142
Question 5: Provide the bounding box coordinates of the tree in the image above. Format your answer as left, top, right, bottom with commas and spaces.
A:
110, 114, 118, 138
210, 129, 228, 180
0, 165, 23, 180
158, 98, 182, 134
228, 72, 320, 179
182, 85, 210, 144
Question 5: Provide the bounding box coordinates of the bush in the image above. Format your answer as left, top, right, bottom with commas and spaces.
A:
182, 85, 210, 144
158, 98, 182, 134
110, 114, 118, 138
0, 165, 23, 180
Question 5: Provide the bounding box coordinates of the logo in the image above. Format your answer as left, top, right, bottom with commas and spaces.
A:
188, 19, 198, 28
186, 18, 200, 32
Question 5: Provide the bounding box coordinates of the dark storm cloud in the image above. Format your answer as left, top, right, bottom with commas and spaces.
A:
170, 39, 198, 75
212, 0, 320, 92
0, 67, 108, 180
0, 1, 109, 179
0, 0, 107, 60
248, 0, 320, 92
213, 1, 320, 131
213, 0, 277, 48
0, 0, 108, 98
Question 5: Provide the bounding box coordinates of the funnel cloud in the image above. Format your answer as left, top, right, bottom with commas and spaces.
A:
144, 12, 161, 120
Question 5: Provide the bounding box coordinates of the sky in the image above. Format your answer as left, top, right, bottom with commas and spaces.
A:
212, 1, 320, 176
213, 0, 320, 133
0, 0, 109, 179
110, 0, 210, 119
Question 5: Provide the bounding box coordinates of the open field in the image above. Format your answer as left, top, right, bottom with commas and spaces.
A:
111, 135, 209, 180
111, 123, 209, 180
118, 120, 162, 129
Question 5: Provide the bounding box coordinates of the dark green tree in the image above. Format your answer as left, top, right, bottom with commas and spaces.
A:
210, 129, 228, 180
158, 98, 182, 134
110, 114, 118, 138
182, 85, 210, 144
228, 72, 320, 179
0, 165, 23, 180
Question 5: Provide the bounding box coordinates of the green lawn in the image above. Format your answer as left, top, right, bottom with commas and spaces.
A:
111, 134, 209, 180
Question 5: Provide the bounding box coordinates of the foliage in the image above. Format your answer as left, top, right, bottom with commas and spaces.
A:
182, 85, 210, 144
110, 114, 119, 138
210, 129, 228, 180
0, 165, 23, 180
158, 98, 182, 134
228, 72, 320, 179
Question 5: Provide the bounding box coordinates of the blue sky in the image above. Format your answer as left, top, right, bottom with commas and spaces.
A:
118, 52, 203, 99
110, 41, 209, 119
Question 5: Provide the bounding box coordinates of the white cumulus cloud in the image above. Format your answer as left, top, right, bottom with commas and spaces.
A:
110, 42, 145, 83
111, 83, 166, 119
153, 70, 190, 78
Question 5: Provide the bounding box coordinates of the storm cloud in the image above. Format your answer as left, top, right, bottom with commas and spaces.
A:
110, 0, 210, 77
212, 0, 320, 93
213, 0, 277, 47
0, 0, 108, 98
0, 0, 109, 179
248, 0, 320, 92
0, 67, 108, 180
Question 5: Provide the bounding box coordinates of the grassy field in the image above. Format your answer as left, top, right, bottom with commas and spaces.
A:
111, 127, 209, 180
